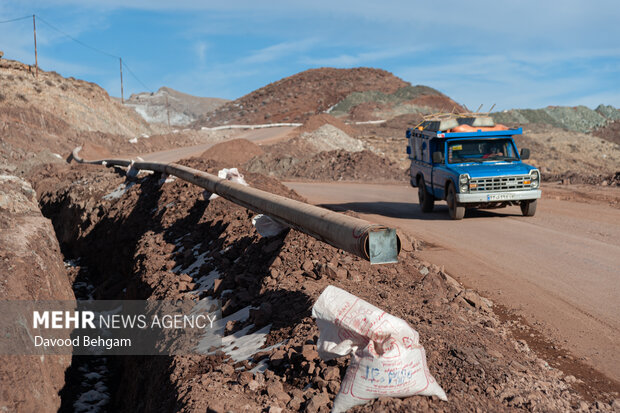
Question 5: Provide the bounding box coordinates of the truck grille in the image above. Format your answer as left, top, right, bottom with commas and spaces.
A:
470, 175, 531, 192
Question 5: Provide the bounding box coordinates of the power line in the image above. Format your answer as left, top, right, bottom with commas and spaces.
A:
122, 61, 153, 93
0, 15, 31, 24
35, 14, 120, 60
35, 14, 154, 94
2, 13, 156, 98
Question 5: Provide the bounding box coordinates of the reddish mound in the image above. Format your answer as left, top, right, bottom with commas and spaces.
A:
200, 138, 264, 166
592, 120, 620, 146
288, 149, 406, 182
195, 67, 409, 127
79, 142, 112, 161
408, 94, 465, 113
294, 114, 357, 137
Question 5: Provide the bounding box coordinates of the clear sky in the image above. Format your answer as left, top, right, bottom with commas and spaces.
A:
1, 1, 619, 111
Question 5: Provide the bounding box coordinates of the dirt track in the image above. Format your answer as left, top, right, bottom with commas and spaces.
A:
284, 181, 620, 383
136, 126, 296, 163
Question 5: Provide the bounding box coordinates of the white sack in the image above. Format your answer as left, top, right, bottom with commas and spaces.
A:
251, 214, 288, 237
207, 168, 249, 200
312, 285, 447, 413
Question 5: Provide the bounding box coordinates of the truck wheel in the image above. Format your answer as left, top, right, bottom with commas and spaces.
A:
520, 199, 537, 216
446, 183, 465, 220
418, 178, 434, 213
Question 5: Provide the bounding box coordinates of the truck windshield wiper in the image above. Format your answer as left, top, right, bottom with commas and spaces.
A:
502, 157, 519, 162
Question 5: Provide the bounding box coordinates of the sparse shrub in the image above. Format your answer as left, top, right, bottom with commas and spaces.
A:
7, 74, 14, 81
45, 79, 54, 87
16, 93, 27, 102
34, 86, 42, 93
0, 93, 5, 102
17, 76, 24, 82
60, 83, 68, 91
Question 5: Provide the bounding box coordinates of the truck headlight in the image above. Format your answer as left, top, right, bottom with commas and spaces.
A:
530, 170, 540, 188
459, 174, 469, 193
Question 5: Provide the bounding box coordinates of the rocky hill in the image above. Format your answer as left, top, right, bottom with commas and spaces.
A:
491, 104, 620, 134
194, 67, 412, 127
329, 85, 465, 121
0, 58, 153, 136
123, 86, 228, 126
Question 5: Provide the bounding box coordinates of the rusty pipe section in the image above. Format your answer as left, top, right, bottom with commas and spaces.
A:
72, 147, 400, 263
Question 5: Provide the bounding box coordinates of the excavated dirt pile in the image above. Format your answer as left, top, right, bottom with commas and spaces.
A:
243, 118, 407, 182
29, 160, 618, 412
286, 150, 407, 182
200, 138, 265, 166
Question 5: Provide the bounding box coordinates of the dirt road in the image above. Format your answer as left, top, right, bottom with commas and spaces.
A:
284, 181, 620, 382
139, 126, 296, 163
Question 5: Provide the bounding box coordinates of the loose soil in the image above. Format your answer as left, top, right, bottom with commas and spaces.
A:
200, 138, 265, 166
286, 150, 407, 183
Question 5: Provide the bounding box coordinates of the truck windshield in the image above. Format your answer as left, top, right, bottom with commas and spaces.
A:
447, 138, 517, 164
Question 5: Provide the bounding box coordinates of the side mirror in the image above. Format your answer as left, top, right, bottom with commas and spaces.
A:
520, 148, 530, 160
432, 151, 444, 164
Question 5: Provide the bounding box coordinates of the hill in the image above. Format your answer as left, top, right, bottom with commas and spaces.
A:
491, 104, 620, 134
0, 58, 152, 136
194, 67, 411, 127
123, 86, 228, 126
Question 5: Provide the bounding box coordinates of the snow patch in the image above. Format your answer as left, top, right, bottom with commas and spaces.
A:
103, 182, 135, 200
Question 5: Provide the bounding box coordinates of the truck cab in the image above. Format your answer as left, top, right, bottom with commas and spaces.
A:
407, 116, 541, 219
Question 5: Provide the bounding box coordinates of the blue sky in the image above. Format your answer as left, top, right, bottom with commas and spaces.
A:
1, 1, 619, 111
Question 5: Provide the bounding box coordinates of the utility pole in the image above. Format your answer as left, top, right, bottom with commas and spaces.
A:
32, 15, 38, 78
119, 57, 124, 103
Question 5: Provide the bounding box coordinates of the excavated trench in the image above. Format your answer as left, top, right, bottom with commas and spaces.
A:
29, 159, 617, 412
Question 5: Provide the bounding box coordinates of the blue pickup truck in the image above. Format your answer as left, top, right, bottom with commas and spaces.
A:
407, 116, 541, 219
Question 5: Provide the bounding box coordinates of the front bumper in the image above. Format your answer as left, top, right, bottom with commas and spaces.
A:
456, 189, 541, 203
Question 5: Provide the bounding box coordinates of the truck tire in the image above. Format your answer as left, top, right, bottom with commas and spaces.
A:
418, 177, 434, 213
446, 183, 465, 220
520, 199, 537, 217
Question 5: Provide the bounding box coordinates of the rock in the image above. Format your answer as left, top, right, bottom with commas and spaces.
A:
288, 396, 304, 411
461, 290, 491, 310
564, 374, 577, 383
213, 278, 223, 293
322, 366, 340, 381
305, 392, 330, 413
510, 360, 527, 372
268, 406, 283, 413
220, 364, 235, 375
420, 266, 429, 276
247, 380, 260, 391
270, 349, 286, 366
267, 381, 291, 404
238, 371, 253, 386
301, 344, 319, 362
302, 259, 314, 272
